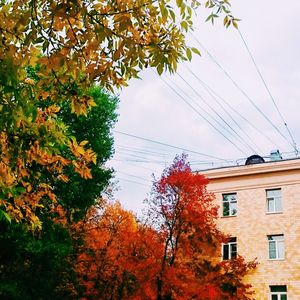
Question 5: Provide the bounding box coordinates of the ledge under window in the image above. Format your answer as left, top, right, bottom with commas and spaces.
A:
221, 214, 238, 219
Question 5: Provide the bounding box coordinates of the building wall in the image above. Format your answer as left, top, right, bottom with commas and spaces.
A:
202, 159, 300, 299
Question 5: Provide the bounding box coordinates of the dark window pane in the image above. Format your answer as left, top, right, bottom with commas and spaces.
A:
270, 286, 287, 292
223, 244, 229, 260
223, 202, 230, 216
271, 296, 278, 300
280, 295, 287, 300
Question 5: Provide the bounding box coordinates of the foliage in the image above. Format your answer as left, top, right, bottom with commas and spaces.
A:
146, 154, 257, 299
75, 201, 162, 299
76, 156, 257, 300
55, 86, 118, 221
0, 87, 118, 299
0, 219, 76, 300
0, 0, 235, 229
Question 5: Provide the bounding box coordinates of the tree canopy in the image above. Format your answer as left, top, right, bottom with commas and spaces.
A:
0, 0, 236, 229
76, 156, 257, 300
0, 87, 118, 299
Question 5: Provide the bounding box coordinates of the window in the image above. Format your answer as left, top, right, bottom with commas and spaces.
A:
222, 193, 237, 216
270, 285, 287, 300
222, 237, 237, 260
267, 189, 282, 213
268, 235, 284, 260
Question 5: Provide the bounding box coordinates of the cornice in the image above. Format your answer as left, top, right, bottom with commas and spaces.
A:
200, 158, 300, 180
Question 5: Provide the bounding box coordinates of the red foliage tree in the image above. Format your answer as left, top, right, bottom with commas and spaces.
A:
146, 154, 257, 300
75, 155, 257, 299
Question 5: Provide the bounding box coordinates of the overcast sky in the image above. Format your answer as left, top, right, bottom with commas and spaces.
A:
106, 0, 300, 214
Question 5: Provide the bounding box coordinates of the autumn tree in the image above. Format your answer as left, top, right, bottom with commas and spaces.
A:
75, 200, 163, 300
145, 154, 257, 300
0, 87, 118, 299
75, 155, 256, 300
0, 0, 237, 228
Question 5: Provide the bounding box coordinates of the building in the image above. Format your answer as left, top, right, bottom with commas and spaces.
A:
201, 156, 300, 299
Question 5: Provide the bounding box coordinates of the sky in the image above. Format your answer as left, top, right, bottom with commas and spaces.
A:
106, 0, 300, 215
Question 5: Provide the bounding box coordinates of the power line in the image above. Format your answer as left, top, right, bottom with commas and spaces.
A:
192, 35, 295, 150
157, 75, 248, 156
168, 77, 239, 141
117, 177, 149, 187
175, 72, 258, 153
114, 130, 232, 161
237, 28, 298, 153
111, 158, 159, 172
184, 64, 278, 152
117, 171, 152, 183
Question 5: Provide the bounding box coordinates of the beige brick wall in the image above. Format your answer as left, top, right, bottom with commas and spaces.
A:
202, 160, 300, 299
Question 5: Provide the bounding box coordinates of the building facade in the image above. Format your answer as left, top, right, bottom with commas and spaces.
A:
201, 158, 300, 299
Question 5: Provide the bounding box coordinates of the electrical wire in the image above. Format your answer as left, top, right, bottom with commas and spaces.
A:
237, 28, 298, 153
184, 64, 279, 152
117, 177, 149, 187
174, 72, 258, 153
157, 75, 248, 156
192, 35, 295, 150
114, 130, 232, 161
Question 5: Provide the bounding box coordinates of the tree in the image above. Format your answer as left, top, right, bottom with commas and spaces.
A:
146, 154, 257, 300
75, 200, 163, 300
0, 87, 118, 299
75, 155, 256, 300
0, 0, 237, 228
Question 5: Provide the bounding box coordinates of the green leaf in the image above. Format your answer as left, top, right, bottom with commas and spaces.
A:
157, 64, 164, 76
191, 47, 201, 56
1, 210, 11, 223
186, 48, 192, 61
232, 20, 238, 29
176, 0, 183, 7
170, 10, 176, 22
180, 21, 188, 32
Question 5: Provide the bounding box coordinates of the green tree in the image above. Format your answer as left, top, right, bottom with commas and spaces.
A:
0, 87, 118, 299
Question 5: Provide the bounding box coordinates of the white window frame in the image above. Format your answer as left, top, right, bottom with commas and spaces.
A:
222, 237, 237, 260
266, 188, 282, 214
268, 235, 285, 260
269, 285, 287, 300
222, 193, 237, 217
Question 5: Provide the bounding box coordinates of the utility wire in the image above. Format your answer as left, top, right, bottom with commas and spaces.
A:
116, 145, 170, 158
117, 177, 149, 187
168, 77, 240, 141
114, 130, 232, 161
116, 144, 232, 166
237, 28, 298, 153
192, 35, 295, 150
157, 75, 248, 156
111, 158, 158, 172
184, 64, 277, 152
175, 72, 257, 153
117, 171, 152, 183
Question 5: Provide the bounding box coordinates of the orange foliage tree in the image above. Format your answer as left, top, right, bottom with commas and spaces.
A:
76, 155, 256, 300
75, 200, 163, 299
0, 0, 237, 229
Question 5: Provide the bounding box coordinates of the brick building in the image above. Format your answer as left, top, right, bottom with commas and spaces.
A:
201, 156, 300, 299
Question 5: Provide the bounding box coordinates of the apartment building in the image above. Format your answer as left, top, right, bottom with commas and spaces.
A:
201, 155, 300, 299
